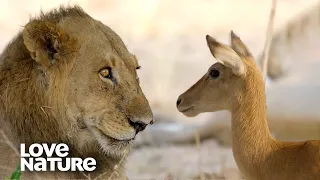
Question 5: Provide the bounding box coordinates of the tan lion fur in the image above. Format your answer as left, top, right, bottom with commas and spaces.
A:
0, 5, 153, 179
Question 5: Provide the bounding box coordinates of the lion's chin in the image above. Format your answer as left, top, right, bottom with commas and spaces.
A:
88, 126, 133, 158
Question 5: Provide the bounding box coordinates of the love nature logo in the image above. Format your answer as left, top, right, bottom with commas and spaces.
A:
20, 143, 96, 172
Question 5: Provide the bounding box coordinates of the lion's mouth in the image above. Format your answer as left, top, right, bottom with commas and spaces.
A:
99, 128, 133, 142
89, 126, 134, 143
84, 125, 133, 157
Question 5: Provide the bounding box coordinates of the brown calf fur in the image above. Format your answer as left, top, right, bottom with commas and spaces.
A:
177, 31, 320, 180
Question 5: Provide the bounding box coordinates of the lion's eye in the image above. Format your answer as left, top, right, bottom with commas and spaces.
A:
99, 68, 112, 79
209, 69, 220, 79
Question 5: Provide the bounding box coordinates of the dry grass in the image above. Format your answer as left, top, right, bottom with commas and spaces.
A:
105, 148, 129, 180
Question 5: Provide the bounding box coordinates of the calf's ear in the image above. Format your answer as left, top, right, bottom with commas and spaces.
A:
230, 30, 252, 58
206, 34, 246, 76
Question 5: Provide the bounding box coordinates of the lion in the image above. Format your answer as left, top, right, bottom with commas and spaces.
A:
0, 5, 154, 179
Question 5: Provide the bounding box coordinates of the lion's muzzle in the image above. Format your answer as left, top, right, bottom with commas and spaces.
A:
128, 117, 154, 135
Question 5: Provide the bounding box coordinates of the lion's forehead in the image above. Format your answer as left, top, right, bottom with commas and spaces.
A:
105, 53, 138, 69
59, 17, 138, 70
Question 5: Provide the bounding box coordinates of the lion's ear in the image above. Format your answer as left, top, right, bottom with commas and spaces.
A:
23, 20, 77, 69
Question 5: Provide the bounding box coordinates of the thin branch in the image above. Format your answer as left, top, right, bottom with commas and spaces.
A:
194, 130, 204, 180
261, 0, 278, 81
40, 106, 53, 118
81, 172, 92, 180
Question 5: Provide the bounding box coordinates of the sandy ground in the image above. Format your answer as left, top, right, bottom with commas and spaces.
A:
1, 0, 320, 179
127, 139, 240, 179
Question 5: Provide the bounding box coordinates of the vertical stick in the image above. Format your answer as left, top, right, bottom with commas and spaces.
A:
262, 0, 278, 81
195, 131, 204, 180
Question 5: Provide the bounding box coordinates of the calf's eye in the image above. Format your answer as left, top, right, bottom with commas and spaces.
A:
210, 69, 220, 78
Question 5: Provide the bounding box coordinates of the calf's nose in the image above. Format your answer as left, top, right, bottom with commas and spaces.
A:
176, 97, 182, 107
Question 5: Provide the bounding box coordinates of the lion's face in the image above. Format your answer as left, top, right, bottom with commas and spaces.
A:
65, 44, 153, 155
22, 16, 153, 156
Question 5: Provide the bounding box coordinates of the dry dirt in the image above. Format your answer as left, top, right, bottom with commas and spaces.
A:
1, 0, 319, 179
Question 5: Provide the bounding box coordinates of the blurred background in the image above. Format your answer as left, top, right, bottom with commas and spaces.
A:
1, 0, 320, 179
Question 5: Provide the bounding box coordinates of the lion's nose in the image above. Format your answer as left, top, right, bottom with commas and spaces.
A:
128, 119, 149, 134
